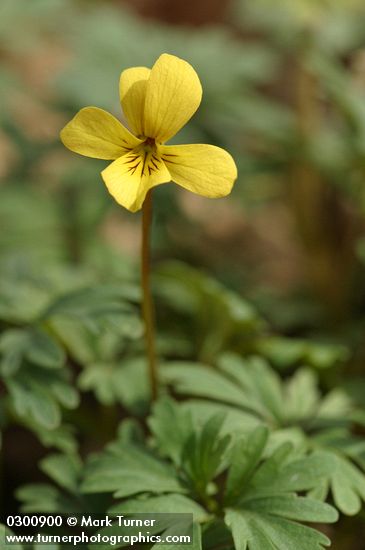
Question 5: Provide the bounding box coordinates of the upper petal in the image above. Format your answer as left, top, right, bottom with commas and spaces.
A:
160, 144, 237, 198
143, 54, 202, 143
101, 149, 171, 212
120, 67, 151, 137
60, 107, 142, 160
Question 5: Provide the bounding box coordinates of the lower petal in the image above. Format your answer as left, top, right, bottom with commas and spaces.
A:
101, 150, 171, 212
160, 144, 237, 198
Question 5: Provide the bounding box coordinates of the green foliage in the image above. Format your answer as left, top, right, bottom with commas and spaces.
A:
256, 335, 349, 371
0, 232, 144, 435
162, 354, 351, 428
16, 450, 110, 518
82, 443, 185, 499
163, 353, 365, 516
309, 450, 365, 515
154, 262, 349, 370
16, 401, 342, 549
155, 261, 264, 361
82, 410, 338, 550
0, 328, 65, 374
225, 504, 334, 550
0, 263, 141, 431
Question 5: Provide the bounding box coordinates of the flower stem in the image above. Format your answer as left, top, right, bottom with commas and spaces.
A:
141, 190, 158, 401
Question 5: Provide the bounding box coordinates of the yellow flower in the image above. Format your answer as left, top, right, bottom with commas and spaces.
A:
60, 54, 237, 212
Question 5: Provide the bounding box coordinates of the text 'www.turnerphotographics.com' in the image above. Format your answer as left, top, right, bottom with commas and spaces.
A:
4, 514, 194, 546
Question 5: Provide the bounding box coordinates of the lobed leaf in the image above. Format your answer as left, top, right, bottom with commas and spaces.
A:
310, 449, 365, 515
225, 507, 336, 550
40, 453, 82, 494
225, 426, 268, 504
148, 397, 194, 466
81, 444, 185, 498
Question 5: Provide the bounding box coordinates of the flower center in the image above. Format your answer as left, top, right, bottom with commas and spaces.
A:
126, 138, 162, 178
142, 137, 156, 153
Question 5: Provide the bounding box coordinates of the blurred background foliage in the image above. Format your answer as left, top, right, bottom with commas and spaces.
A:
1, 0, 365, 547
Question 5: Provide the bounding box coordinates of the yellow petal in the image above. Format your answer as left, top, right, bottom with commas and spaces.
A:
60, 107, 141, 160
160, 144, 237, 198
101, 149, 171, 212
120, 67, 151, 137
143, 54, 202, 143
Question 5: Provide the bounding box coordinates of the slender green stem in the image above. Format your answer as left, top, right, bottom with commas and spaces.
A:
141, 190, 158, 400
